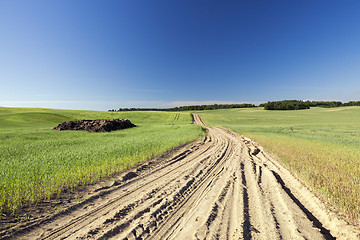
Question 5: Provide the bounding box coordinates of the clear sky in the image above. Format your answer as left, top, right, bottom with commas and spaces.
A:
1, 0, 360, 110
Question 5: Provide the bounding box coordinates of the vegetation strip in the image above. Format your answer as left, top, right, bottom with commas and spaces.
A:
109, 100, 360, 112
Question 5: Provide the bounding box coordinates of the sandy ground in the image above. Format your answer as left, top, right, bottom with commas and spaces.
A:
1, 114, 359, 240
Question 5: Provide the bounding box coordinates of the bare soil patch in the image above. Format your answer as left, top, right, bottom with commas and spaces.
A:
53, 119, 136, 132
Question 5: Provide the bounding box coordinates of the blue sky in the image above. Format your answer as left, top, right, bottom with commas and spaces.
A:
1, 1, 360, 110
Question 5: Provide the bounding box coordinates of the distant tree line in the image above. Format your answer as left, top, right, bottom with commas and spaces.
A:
260, 100, 360, 110
169, 103, 256, 111
307, 101, 342, 108
108, 103, 256, 112
342, 101, 360, 106
108, 108, 164, 112
108, 101, 360, 112
260, 100, 310, 110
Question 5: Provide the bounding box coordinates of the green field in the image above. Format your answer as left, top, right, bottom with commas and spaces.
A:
199, 107, 360, 224
0, 107, 204, 213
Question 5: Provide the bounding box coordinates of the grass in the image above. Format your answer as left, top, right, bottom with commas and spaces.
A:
199, 107, 360, 224
0, 107, 204, 214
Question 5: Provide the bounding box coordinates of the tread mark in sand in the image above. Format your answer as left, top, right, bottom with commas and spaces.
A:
271, 170, 335, 240
241, 162, 252, 240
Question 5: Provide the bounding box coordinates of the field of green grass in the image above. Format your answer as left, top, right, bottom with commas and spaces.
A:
199, 107, 360, 224
0, 107, 204, 213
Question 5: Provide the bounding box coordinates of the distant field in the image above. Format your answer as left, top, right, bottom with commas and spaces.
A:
0, 107, 203, 213
199, 107, 360, 224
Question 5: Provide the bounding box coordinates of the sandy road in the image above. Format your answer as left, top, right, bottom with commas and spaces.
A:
3, 114, 359, 240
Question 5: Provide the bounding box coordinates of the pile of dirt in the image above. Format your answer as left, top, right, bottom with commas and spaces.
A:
53, 119, 136, 132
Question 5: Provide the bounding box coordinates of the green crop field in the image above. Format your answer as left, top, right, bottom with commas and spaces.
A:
0, 107, 204, 213
199, 107, 360, 224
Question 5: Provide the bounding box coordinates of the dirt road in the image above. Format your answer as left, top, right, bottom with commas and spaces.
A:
3, 114, 359, 239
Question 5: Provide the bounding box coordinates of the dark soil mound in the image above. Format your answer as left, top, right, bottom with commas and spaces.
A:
53, 119, 136, 132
